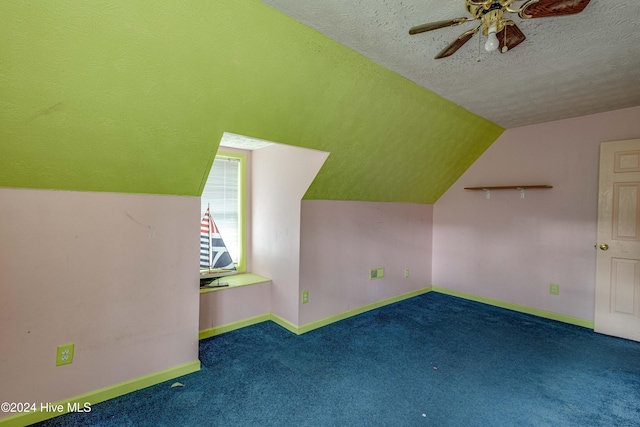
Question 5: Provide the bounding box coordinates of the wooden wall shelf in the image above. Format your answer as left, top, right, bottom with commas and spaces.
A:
464, 185, 553, 191
464, 185, 552, 199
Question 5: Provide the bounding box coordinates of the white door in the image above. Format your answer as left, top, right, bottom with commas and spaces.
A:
595, 138, 640, 342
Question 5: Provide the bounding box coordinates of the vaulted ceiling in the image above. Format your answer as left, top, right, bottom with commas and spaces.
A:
0, 0, 507, 203
261, 0, 640, 128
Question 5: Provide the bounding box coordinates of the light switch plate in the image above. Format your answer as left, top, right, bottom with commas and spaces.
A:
370, 268, 384, 280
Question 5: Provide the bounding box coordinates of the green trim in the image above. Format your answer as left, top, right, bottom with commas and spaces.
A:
199, 273, 271, 294
198, 313, 299, 339
0, 360, 200, 427
198, 285, 593, 342
214, 150, 247, 273
296, 287, 432, 335
199, 288, 433, 338
269, 313, 301, 335
431, 286, 594, 329
199, 314, 271, 340
237, 151, 247, 273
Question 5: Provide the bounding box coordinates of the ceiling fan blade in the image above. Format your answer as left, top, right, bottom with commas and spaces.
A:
435, 27, 479, 59
498, 22, 526, 53
409, 18, 468, 35
519, 0, 591, 19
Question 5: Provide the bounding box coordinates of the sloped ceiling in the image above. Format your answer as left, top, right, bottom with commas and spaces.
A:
0, 0, 502, 204
261, 0, 640, 129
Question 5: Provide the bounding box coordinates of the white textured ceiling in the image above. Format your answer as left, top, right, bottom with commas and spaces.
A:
220, 132, 273, 150
260, 0, 640, 128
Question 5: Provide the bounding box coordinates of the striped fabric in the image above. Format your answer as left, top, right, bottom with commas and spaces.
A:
200, 209, 212, 268
200, 207, 236, 271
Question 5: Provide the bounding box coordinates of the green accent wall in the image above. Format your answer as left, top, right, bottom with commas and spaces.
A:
0, 0, 503, 203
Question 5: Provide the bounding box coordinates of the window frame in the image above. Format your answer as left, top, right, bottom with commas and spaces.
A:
204, 150, 247, 273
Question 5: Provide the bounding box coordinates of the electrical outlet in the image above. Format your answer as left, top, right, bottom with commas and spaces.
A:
301, 290, 309, 304
370, 268, 384, 280
404, 268, 409, 279
550, 283, 559, 295
56, 343, 74, 366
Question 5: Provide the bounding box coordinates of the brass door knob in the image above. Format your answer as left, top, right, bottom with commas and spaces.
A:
599, 244, 609, 251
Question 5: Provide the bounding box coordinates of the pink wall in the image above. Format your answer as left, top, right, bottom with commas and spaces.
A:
199, 282, 271, 329
433, 106, 640, 321
300, 200, 433, 325
0, 188, 199, 412
251, 144, 329, 325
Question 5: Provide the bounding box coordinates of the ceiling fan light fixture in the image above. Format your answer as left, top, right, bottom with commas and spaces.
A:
485, 24, 499, 52
409, 0, 592, 60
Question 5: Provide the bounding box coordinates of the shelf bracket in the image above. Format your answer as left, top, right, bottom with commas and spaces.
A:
464, 184, 553, 201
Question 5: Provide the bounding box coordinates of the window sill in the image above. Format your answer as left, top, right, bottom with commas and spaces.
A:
199, 273, 271, 294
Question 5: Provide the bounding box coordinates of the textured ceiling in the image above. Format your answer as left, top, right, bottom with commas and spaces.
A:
260, 0, 640, 128
220, 133, 273, 151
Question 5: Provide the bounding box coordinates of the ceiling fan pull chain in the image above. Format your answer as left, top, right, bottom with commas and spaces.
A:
502, 25, 508, 53
477, 29, 483, 62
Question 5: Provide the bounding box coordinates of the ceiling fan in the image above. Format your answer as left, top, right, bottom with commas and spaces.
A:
409, 0, 591, 59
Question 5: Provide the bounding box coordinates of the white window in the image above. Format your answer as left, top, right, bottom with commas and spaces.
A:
201, 151, 245, 271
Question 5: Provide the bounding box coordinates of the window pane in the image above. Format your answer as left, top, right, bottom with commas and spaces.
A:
201, 157, 240, 264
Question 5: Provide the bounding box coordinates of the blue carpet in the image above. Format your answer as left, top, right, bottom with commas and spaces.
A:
34, 292, 640, 426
